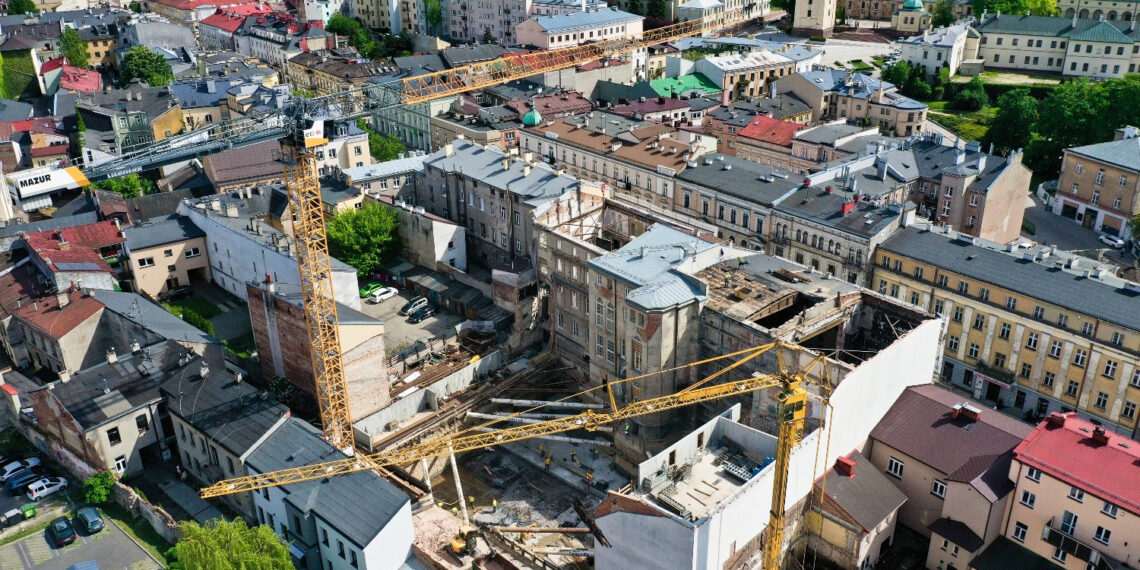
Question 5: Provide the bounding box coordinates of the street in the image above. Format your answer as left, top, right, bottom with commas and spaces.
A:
0, 516, 161, 570
357, 290, 465, 355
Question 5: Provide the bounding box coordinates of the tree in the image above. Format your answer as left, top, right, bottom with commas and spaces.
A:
83, 471, 116, 504
983, 88, 1037, 152
646, 0, 669, 19
326, 202, 400, 275
949, 77, 988, 111
626, 0, 643, 15
1026, 78, 1103, 174
6, 0, 35, 15
92, 173, 154, 199
356, 117, 406, 161
327, 14, 377, 59
931, 0, 956, 26
60, 28, 89, 68
425, 0, 443, 35
129, 1, 144, 12
119, 46, 174, 87
836, 5, 846, 24
166, 519, 290, 570
882, 61, 912, 88
1128, 216, 1140, 244
483, 28, 496, 44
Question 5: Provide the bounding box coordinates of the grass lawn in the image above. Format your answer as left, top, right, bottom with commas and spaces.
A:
927, 103, 996, 141
224, 332, 257, 359
164, 297, 221, 319
0, 519, 51, 547
101, 503, 172, 563
0, 428, 35, 456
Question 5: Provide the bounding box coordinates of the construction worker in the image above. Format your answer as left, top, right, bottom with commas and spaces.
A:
570, 450, 577, 464
492, 497, 498, 513
467, 494, 475, 508
624, 422, 631, 435
438, 501, 445, 508
585, 471, 594, 484
538, 443, 545, 456
591, 447, 600, 458
544, 456, 552, 471
452, 506, 459, 516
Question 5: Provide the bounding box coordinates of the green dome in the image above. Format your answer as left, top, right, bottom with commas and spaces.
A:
522, 107, 542, 127
901, 0, 924, 10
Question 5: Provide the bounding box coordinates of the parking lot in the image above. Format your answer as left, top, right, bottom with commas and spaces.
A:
0, 514, 160, 570
357, 290, 465, 354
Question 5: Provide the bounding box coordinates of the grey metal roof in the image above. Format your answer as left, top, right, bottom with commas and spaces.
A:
0, 212, 99, 238
589, 224, 715, 310
319, 179, 361, 206
123, 215, 204, 250
342, 154, 427, 182
393, 53, 445, 72
817, 451, 906, 532
592, 79, 658, 104
972, 13, 1140, 41
530, 8, 642, 33
676, 153, 798, 206
90, 290, 218, 345
1065, 136, 1140, 172
971, 537, 1065, 570
245, 418, 408, 548
170, 79, 245, 109
440, 44, 510, 68
880, 225, 1140, 332
898, 23, 970, 47
774, 187, 901, 238
796, 122, 872, 144
424, 140, 577, 201
161, 350, 289, 458
0, 99, 34, 122
746, 94, 811, 120
929, 518, 985, 552
269, 283, 378, 326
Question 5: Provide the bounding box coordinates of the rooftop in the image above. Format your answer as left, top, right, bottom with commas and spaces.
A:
425, 140, 578, 203
1014, 413, 1140, 516
289, 49, 390, 79
1065, 133, 1140, 172
650, 73, 722, 97
676, 153, 798, 206
880, 224, 1140, 332
161, 348, 287, 457
245, 417, 409, 548
529, 8, 643, 33
870, 384, 1032, 478
14, 289, 104, 339
203, 139, 284, 186
79, 83, 178, 119
972, 13, 1140, 41
697, 254, 861, 326
701, 50, 792, 71
123, 214, 204, 250
90, 290, 217, 346
796, 121, 876, 145
522, 111, 701, 174
816, 451, 907, 532
738, 115, 807, 148
342, 154, 427, 184
170, 78, 246, 109
774, 186, 901, 239
590, 224, 727, 310
899, 23, 970, 47
971, 536, 1064, 570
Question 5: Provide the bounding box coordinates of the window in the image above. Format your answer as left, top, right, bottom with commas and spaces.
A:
1068, 486, 1086, 502
886, 457, 903, 478
931, 479, 946, 498
1082, 322, 1095, 336
107, 427, 121, 446
973, 314, 985, 330
1132, 369, 1140, 388
979, 288, 990, 301
1120, 174, 1128, 187
938, 275, 949, 287
1104, 360, 1118, 378
1058, 314, 1069, 328
913, 266, 925, 279
934, 300, 945, 315
1012, 522, 1028, 542
1034, 306, 1045, 319
1073, 348, 1087, 367
1043, 371, 1055, 388
1102, 502, 1119, 517
1111, 332, 1123, 346
185, 247, 201, 258
338, 540, 345, 558
1066, 380, 1080, 398
1020, 363, 1032, 379
958, 281, 969, 294
1094, 392, 1109, 410
952, 307, 964, 323
350, 551, 358, 568
968, 343, 979, 359
138, 257, 155, 268
1053, 547, 1068, 563
999, 323, 1011, 339
994, 353, 1007, 368
1049, 340, 1062, 358
136, 414, 148, 433
163, 249, 173, 257
114, 455, 128, 473
1026, 467, 1041, 482
321, 528, 329, 546
1123, 401, 1137, 420
1093, 526, 1112, 545
1006, 297, 1017, 310
1060, 510, 1078, 535
1020, 490, 1036, 508
1026, 333, 1038, 350
947, 336, 959, 351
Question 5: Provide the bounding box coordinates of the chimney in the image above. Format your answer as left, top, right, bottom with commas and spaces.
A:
523, 164, 532, 177
445, 143, 455, 157
1091, 426, 1110, 445
130, 341, 141, 353
841, 200, 856, 216
58, 370, 70, 383
1046, 412, 1070, 427
977, 155, 987, 171
56, 291, 69, 308
265, 273, 276, 294
502, 157, 510, 171
106, 347, 118, 364
951, 402, 981, 421
834, 456, 856, 477
199, 363, 210, 379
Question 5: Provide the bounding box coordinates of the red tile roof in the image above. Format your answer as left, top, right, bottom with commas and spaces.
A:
611, 97, 689, 117
59, 65, 102, 94
201, 4, 272, 32
1014, 413, 1140, 516
738, 115, 807, 148
29, 145, 68, 158
0, 260, 44, 318
39, 57, 64, 75
13, 289, 103, 338
24, 221, 123, 274
154, 0, 261, 10
34, 220, 123, 250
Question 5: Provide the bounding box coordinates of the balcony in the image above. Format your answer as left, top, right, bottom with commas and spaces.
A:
1042, 517, 1116, 570
974, 360, 1015, 386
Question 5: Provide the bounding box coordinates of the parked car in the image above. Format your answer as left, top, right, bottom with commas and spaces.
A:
76, 507, 105, 534
48, 516, 77, 547
27, 476, 68, 501
163, 285, 193, 301
359, 282, 383, 298
407, 305, 437, 324
5, 467, 46, 494
1099, 234, 1125, 248
368, 287, 399, 304
399, 296, 428, 316
0, 458, 40, 481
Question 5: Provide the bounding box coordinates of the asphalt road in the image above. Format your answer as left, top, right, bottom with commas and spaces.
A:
1022, 196, 1104, 251
0, 515, 161, 570
358, 290, 465, 354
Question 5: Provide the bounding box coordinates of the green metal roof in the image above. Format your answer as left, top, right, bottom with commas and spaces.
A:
973, 14, 1140, 41
650, 73, 722, 97
1070, 20, 1134, 43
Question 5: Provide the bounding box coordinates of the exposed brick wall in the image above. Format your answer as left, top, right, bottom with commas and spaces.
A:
27, 389, 103, 468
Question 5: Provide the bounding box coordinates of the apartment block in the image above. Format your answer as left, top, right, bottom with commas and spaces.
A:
121, 215, 211, 299
971, 14, 1140, 79
774, 70, 928, 136
875, 224, 1140, 436
515, 8, 644, 50
692, 51, 797, 100
1052, 126, 1140, 238
990, 412, 1139, 570
1060, 0, 1137, 20
898, 23, 974, 77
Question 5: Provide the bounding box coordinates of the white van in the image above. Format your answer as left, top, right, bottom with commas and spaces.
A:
27, 476, 67, 501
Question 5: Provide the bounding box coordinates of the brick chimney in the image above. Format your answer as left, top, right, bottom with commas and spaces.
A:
834, 455, 856, 478
841, 200, 856, 216
951, 402, 981, 421
1046, 412, 1071, 428
1092, 426, 1110, 445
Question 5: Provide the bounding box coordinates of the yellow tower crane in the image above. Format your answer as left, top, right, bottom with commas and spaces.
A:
200, 343, 831, 568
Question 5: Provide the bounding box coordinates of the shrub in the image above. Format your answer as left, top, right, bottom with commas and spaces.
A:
809, 36, 827, 42
181, 310, 215, 337
83, 470, 116, 504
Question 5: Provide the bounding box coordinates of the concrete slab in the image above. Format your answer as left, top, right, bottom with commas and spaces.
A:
155, 475, 224, 524
4, 514, 161, 569
359, 290, 467, 355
